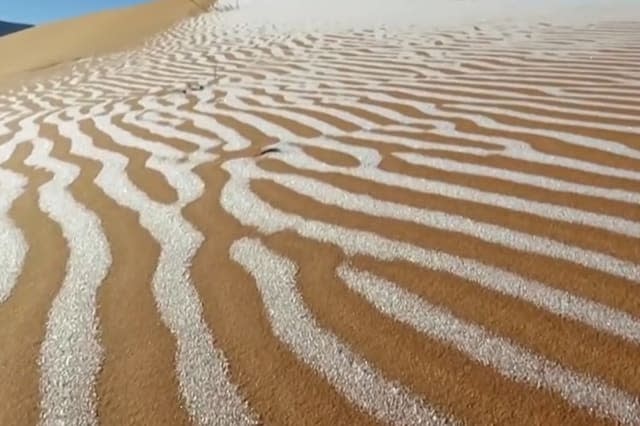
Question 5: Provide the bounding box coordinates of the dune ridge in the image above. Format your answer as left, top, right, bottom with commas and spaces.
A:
0, 0, 213, 86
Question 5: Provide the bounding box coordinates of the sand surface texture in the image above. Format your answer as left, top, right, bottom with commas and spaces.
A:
0, 0, 639, 424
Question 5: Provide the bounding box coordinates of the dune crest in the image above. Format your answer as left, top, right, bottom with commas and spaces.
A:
0, 0, 212, 86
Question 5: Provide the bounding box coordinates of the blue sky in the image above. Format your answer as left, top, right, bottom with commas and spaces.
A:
0, 0, 150, 25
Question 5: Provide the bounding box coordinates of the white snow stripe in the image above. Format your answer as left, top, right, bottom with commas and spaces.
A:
52, 113, 257, 426
231, 237, 455, 426
0, 167, 28, 303
245, 154, 640, 282
337, 265, 640, 425
270, 145, 640, 238
221, 158, 640, 345
25, 139, 110, 426
394, 152, 640, 205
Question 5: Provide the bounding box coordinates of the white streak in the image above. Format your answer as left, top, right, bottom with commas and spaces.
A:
231, 237, 455, 425
371, 93, 640, 163
221, 158, 640, 345
450, 103, 640, 137
247, 154, 640, 282
0, 167, 28, 303
26, 139, 110, 426
337, 265, 640, 425
271, 145, 640, 238
394, 152, 640, 205
53, 114, 256, 426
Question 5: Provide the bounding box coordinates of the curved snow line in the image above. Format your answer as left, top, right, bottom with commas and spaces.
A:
337, 265, 640, 425
403, 81, 640, 113
51, 112, 257, 426
25, 139, 110, 426
0, 168, 28, 303
93, 114, 211, 205
221, 87, 400, 130
226, 84, 640, 181
246, 154, 640, 282
221, 158, 640, 345
139, 96, 253, 152
122, 111, 219, 152
371, 93, 640, 162
423, 121, 640, 182
348, 127, 505, 155
254, 82, 640, 178
449, 103, 640, 136
0, 113, 48, 305
394, 152, 640, 205
231, 237, 456, 425
395, 84, 640, 120
271, 145, 640, 238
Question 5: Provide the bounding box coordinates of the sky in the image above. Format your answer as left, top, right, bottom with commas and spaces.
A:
0, 0, 149, 25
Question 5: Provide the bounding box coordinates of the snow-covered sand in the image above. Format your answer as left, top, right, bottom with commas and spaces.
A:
215, 0, 639, 30
0, 0, 639, 424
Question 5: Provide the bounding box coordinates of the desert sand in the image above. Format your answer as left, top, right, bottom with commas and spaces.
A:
0, 0, 640, 424
0, 0, 210, 87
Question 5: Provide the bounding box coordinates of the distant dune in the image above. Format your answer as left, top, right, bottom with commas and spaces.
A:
0, 21, 32, 38
0, 0, 211, 85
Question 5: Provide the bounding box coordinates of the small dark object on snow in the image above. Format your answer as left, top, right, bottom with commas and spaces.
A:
259, 147, 281, 156
183, 83, 205, 93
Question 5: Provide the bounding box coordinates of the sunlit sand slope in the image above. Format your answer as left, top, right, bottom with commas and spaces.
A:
0, 0, 639, 424
0, 0, 209, 84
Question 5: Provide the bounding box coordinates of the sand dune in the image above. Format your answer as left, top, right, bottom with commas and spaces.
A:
0, 0, 640, 424
0, 0, 210, 86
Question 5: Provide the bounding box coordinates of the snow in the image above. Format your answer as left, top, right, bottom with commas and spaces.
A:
214, 0, 640, 32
